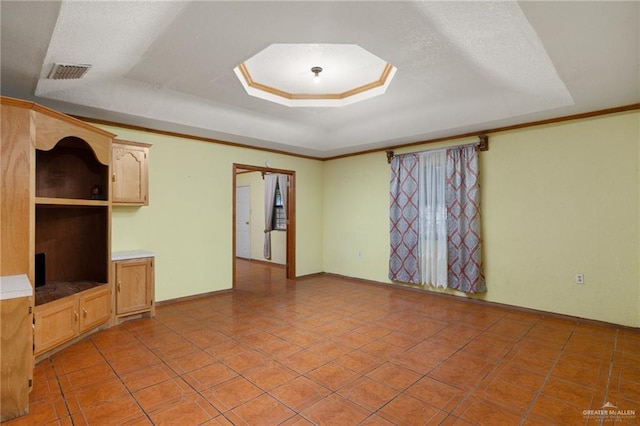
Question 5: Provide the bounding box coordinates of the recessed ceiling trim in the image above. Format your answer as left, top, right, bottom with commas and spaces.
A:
340, 63, 394, 99
238, 63, 294, 100
237, 62, 395, 101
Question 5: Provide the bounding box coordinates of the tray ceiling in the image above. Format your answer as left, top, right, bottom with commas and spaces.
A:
1, 1, 638, 158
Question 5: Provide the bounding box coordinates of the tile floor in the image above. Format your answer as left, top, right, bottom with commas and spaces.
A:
6, 260, 640, 425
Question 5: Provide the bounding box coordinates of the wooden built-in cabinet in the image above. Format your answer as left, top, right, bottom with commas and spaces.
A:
33, 285, 110, 356
1, 96, 116, 418
112, 252, 155, 324
112, 140, 150, 206
0, 276, 33, 422
30, 99, 113, 357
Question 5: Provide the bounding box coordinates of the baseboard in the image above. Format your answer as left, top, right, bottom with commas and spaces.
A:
155, 288, 233, 307
320, 272, 639, 331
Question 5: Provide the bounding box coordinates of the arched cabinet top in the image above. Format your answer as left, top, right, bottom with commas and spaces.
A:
1, 96, 115, 166
34, 109, 113, 166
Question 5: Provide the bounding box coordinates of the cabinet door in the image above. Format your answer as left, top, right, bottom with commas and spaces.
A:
34, 297, 78, 356
79, 286, 111, 333
112, 142, 149, 205
1, 297, 31, 421
116, 258, 152, 315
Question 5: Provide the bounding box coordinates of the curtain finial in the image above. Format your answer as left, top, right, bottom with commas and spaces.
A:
386, 150, 395, 164
478, 134, 489, 151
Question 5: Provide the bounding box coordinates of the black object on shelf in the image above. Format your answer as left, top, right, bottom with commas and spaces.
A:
35, 252, 46, 287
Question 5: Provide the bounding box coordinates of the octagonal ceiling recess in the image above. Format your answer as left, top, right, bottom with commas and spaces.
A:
14, 1, 636, 158
234, 44, 396, 107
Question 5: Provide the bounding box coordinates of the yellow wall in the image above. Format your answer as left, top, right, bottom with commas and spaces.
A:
236, 172, 287, 265
97, 125, 323, 302
323, 111, 640, 327
98, 110, 639, 327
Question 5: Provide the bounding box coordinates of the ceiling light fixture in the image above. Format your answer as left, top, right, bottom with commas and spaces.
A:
311, 66, 322, 83
234, 43, 397, 107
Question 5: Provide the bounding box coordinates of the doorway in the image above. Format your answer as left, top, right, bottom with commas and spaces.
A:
235, 185, 251, 259
232, 164, 296, 287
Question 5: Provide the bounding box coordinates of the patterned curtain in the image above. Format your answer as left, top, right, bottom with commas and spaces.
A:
277, 174, 288, 226
389, 154, 420, 284
446, 145, 486, 293
389, 144, 486, 293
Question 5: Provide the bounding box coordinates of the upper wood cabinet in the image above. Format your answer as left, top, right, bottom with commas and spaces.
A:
112, 140, 150, 206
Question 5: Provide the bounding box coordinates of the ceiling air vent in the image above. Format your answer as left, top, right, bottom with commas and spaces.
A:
47, 63, 92, 80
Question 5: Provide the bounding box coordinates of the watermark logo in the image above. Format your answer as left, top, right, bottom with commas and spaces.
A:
583, 402, 636, 422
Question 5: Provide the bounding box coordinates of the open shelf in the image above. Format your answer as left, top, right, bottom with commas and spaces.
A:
34, 133, 110, 310
35, 281, 106, 306
36, 136, 109, 201
35, 205, 108, 306
35, 197, 109, 207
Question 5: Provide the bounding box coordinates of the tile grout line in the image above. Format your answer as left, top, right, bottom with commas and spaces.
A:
49, 357, 76, 424
132, 321, 239, 425
94, 328, 159, 425
597, 328, 619, 426
518, 327, 575, 426
26, 266, 635, 426
435, 317, 541, 425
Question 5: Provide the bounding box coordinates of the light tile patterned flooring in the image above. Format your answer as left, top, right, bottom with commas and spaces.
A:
6, 260, 640, 425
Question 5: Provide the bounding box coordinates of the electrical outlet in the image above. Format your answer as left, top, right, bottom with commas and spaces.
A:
575, 274, 584, 284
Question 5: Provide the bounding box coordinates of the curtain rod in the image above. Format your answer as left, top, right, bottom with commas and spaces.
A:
385, 134, 488, 164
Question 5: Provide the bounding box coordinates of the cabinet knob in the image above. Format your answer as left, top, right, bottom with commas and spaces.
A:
83, 307, 88, 318
118, 281, 121, 292
74, 311, 79, 322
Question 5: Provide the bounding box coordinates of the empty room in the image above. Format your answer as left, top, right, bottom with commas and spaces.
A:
1, 1, 639, 425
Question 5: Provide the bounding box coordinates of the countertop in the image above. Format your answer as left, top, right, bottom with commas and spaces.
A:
112, 250, 155, 261
0, 274, 33, 300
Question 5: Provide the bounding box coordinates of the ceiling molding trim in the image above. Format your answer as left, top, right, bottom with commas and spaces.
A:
234, 61, 396, 106
74, 103, 640, 162
74, 115, 321, 161
324, 103, 640, 161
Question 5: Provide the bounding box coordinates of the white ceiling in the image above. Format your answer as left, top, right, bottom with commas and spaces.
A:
235, 43, 397, 107
1, 1, 638, 158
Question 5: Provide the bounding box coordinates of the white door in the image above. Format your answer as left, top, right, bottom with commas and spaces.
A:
235, 185, 251, 259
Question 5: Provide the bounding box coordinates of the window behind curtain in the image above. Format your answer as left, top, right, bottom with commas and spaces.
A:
389, 144, 486, 293
272, 181, 286, 230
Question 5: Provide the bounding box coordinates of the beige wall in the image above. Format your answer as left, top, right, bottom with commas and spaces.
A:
323, 111, 640, 327
236, 172, 287, 265
97, 125, 323, 302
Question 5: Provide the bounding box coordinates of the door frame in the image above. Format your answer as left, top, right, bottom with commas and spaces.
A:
232, 163, 296, 286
